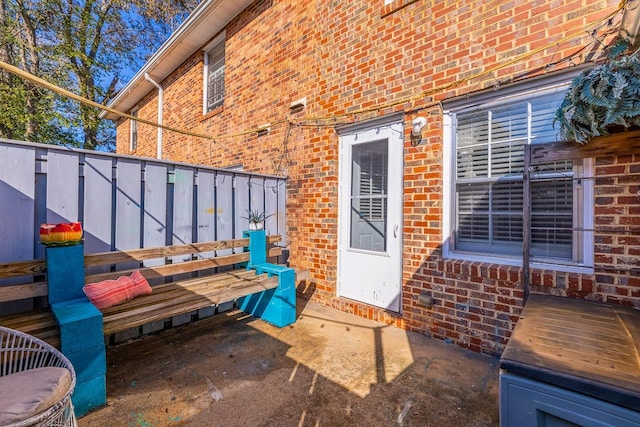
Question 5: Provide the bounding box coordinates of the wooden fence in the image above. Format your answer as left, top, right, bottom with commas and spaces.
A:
0, 139, 287, 314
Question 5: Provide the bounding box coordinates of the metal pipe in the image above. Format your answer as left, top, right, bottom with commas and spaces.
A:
144, 73, 163, 159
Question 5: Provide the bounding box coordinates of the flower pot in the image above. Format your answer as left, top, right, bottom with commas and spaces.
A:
248, 222, 264, 231
40, 222, 83, 245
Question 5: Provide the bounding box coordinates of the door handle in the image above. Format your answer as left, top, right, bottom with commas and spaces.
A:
393, 225, 399, 238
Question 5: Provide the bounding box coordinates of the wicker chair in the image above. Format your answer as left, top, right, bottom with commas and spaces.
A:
0, 327, 77, 427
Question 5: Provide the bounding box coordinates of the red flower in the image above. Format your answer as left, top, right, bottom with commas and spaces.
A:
40, 222, 83, 244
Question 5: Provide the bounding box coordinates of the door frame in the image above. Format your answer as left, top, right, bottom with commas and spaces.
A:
336, 113, 404, 312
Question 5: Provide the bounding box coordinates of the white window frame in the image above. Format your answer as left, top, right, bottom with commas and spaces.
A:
442, 78, 594, 274
203, 32, 226, 114
129, 108, 138, 152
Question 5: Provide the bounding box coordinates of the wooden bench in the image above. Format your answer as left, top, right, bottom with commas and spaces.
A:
0, 233, 297, 348
1, 230, 302, 415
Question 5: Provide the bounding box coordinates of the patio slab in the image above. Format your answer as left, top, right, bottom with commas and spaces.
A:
78, 298, 499, 426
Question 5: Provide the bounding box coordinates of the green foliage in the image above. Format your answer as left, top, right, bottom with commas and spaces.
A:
0, 0, 198, 150
241, 209, 273, 224
555, 39, 640, 144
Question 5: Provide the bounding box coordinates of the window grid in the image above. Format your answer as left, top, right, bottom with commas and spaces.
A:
453, 92, 576, 261
206, 42, 225, 112
355, 151, 387, 221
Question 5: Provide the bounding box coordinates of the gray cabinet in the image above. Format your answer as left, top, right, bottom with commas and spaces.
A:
499, 295, 640, 427
500, 373, 640, 426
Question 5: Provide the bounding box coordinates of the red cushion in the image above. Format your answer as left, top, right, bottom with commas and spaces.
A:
83, 271, 152, 310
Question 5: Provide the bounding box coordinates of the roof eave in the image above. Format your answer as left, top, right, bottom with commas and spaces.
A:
101, 0, 251, 121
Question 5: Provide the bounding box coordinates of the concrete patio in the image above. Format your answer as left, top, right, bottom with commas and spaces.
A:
79, 298, 499, 426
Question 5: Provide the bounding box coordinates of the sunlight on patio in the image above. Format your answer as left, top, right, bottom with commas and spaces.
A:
247, 307, 414, 398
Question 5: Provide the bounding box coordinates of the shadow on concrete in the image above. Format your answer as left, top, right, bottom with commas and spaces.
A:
78, 298, 499, 427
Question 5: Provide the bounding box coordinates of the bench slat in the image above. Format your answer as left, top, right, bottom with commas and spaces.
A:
0, 309, 59, 348
0, 282, 48, 303
85, 252, 251, 283
1, 268, 309, 348
0, 259, 46, 279
0, 234, 289, 347
102, 272, 279, 335
102, 271, 278, 321
84, 235, 282, 268
84, 247, 282, 284
100, 269, 261, 315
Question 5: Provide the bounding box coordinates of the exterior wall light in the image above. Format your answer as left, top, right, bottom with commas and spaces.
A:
411, 116, 427, 137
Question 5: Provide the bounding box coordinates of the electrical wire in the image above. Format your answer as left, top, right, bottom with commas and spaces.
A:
0, 1, 627, 144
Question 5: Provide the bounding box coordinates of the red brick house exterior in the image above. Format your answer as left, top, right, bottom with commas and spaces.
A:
106, 0, 638, 356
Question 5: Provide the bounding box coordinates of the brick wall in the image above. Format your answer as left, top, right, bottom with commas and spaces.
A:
593, 154, 640, 305
115, 0, 630, 356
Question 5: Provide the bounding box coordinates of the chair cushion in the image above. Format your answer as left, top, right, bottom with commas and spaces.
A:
0, 367, 72, 424
83, 270, 153, 310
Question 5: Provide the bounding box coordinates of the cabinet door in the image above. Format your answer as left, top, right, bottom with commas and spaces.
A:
500, 373, 640, 427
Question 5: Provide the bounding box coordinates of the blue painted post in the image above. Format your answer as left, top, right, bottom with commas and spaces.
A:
46, 244, 85, 305
237, 230, 296, 327
46, 244, 106, 416
244, 229, 267, 268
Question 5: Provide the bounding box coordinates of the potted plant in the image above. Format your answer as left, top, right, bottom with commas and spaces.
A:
242, 209, 272, 231
555, 40, 640, 144
39, 222, 83, 245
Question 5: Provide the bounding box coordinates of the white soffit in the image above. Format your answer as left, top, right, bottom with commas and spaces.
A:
102, 0, 252, 120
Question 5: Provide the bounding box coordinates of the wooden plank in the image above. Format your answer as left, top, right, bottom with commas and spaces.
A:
216, 171, 234, 256
83, 235, 281, 268
295, 268, 310, 282
115, 159, 142, 252
0, 259, 46, 278
102, 273, 279, 335
0, 235, 281, 290
265, 177, 278, 236
83, 238, 248, 267
0, 282, 48, 302
172, 167, 194, 262
0, 145, 36, 266
0, 309, 59, 347
103, 278, 279, 334
250, 176, 265, 219
143, 162, 168, 265
267, 247, 282, 258
34, 149, 47, 261
46, 151, 79, 224
100, 269, 262, 314
197, 170, 216, 257
530, 129, 640, 164
235, 174, 250, 250
85, 252, 251, 283
276, 177, 287, 247
83, 154, 113, 256
104, 270, 276, 312
101, 270, 266, 315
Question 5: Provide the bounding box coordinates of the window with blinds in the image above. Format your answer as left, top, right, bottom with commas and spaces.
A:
350, 140, 388, 252
355, 150, 387, 222
453, 90, 577, 261
206, 42, 225, 112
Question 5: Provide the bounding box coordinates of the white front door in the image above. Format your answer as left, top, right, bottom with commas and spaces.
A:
338, 118, 403, 312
